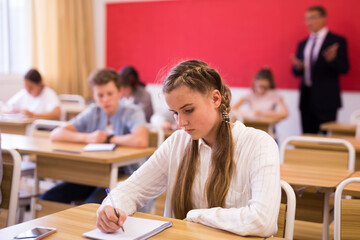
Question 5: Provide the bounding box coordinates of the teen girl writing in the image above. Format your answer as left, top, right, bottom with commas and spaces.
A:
96, 60, 281, 237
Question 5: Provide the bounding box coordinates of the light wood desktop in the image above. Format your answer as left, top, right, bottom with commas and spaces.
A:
280, 164, 353, 240
0, 204, 285, 240
0, 118, 34, 135
320, 121, 356, 136
243, 116, 283, 135
343, 171, 360, 198
1, 133, 155, 217
280, 164, 352, 189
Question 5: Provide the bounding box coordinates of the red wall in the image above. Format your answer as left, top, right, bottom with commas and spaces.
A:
106, 0, 360, 91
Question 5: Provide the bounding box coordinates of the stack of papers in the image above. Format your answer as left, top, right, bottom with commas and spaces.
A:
83, 216, 172, 240
82, 143, 117, 152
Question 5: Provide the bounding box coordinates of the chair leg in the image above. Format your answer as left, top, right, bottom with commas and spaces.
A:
322, 191, 331, 240
16, 206, 25, 224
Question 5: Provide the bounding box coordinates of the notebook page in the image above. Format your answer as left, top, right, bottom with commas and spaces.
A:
83, 216, 172, 240
82, 143, 116, 152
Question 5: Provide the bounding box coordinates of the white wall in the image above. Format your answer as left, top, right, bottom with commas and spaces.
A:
0, 74, 23, 102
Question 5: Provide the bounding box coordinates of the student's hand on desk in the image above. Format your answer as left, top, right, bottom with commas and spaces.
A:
97, 205, 127, 233
87, 130, 108, 143
21, 109, 34, 117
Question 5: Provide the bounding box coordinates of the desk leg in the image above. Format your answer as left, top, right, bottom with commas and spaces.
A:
322, 191, 330, 240
110, 163, 119, 190
109, 157, 147, 189
30, 167, 39, 219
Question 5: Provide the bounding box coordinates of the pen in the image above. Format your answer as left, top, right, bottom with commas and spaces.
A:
105, 188, 125, 232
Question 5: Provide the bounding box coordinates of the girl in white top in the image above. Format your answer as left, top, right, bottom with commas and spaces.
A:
97, 60, 281, 237
5, 69, 61, 120
232, 68, 288, 119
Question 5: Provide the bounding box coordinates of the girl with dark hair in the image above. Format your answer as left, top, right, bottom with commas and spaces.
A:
5, 69, 61, 120
97, 60, 280, 237
119, 66, 154, 122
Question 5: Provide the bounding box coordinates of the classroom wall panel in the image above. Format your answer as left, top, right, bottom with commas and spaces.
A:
106, 0, 360, 90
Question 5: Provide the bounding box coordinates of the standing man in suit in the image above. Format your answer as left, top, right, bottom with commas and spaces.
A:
292, 6, 349, 134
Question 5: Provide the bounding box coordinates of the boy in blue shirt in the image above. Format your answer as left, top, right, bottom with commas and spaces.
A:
41, 69, 149, 203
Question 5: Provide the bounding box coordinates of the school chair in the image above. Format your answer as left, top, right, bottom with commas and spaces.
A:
59, 94, 86, 121
280, 135, 355, 239
334, 177, 360, 240
147, 124, 165, 148
275, 180, 296, 240
59, 94, 86, 106
18, 119, 66, 221
20, 119, 66, 177
21, 119, 66, 177
280, 136, 355, 170
350, 109, 360, 124
28, 119, 66, 138
0, 148, 22, 227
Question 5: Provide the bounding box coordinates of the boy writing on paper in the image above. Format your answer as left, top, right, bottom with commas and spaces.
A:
97, 60, 281, 237
41, 69, 149, 204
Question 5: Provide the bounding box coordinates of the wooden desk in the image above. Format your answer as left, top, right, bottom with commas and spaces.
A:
280, 164, 353, 240
0, 118, 34, 135
1, 133, 155, 217
2, 133, 155, 188
280, 164, 352, 189
320, 121, 356, 136
0, 204, 284, 240
343, 171, 360, 198
243, 116, 282, 135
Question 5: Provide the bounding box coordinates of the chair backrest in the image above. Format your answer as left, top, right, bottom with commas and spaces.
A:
147, 124, 165, 148
334, 177, 360, 240
356, 122, 360, 139
59, 94, 86, 121
350, 109, 360, 124
275, 180, 296, 240
59, 94, 85, 106
0, 148, 22, 226
280, 136, 355, 171
28, 119, 66, 138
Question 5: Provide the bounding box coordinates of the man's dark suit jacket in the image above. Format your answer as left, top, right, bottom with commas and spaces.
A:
293, 32, 349, 112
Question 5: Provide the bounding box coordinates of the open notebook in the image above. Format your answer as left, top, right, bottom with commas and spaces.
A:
82, 143, 116, 152
83, 216, 172, 240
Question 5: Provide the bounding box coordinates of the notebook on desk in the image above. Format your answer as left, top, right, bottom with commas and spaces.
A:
82, 143, 117, 152
83, 216, 172, 240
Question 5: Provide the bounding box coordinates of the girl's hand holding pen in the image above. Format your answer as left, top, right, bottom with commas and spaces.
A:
96, 205, 127, 233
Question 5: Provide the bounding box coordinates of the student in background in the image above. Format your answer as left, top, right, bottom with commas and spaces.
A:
119, 66, 154, 122
231, 68, 288, 120
4, 69, 61, 120
97, 60, 280, 237
41, 69, 149, 204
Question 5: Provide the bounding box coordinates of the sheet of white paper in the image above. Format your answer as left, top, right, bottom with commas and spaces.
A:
82, 143, 116, 152
82, 216, 172, 240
